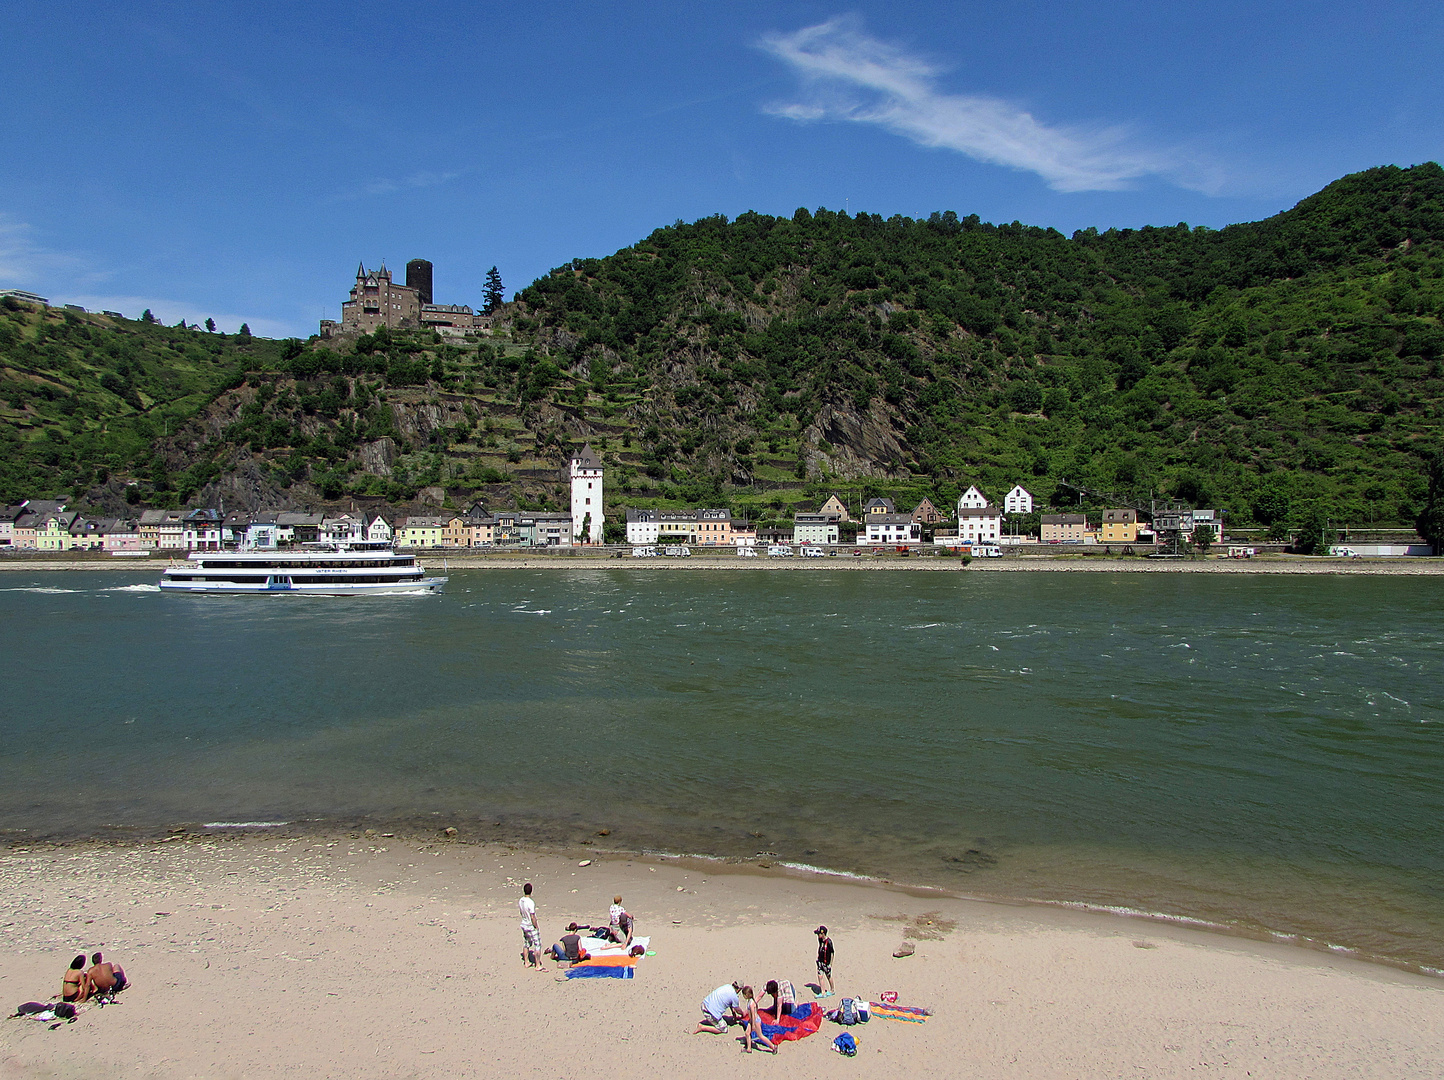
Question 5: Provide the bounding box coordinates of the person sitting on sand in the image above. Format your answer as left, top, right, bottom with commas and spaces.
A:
549, 924, 590, 964
739, 986, 778, 1054
692, 981, 744, 1035
762, 978, 796, 1018
61, 955, 92, 1004
87, 952, 127, 995
607, 895, 633, 946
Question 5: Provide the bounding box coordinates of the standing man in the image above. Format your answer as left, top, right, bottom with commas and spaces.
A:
519, 882, 545, 970
814, 925, 835, 997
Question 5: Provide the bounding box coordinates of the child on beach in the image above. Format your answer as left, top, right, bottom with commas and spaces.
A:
608, 895, 632, 946
739, 986, 778, 1054
815, 926, 835, 997
519, 883, 545, 970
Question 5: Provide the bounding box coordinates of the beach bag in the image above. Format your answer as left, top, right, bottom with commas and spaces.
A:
13, 1002, 49, 1016
833, 1032, 858, 1057
840, 997, 859, 1025
856, 1000, 870, 1022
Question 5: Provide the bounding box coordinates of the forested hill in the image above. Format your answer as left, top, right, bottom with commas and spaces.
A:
2, 163, 1443, 534
509, 162, 1444, 529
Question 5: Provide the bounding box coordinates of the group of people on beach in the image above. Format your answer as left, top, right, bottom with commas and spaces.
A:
61, 952, 127, 1003
518, 882, 634, 970
517, 881, 841, 1054
691, 926, 837, 1053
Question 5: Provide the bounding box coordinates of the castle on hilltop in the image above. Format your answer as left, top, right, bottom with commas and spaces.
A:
319, 259, 490, 339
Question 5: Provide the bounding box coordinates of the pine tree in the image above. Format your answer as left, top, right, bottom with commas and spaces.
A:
483, 266, 505, 314
141, 309, 156, 324
238, 323, 251, 338
205, 318, 216, 333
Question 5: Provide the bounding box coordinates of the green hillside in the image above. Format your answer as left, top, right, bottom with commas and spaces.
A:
3, 162, 1443, 538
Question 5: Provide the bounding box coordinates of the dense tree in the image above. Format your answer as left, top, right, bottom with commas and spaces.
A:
205, 318, 216, 333
1416, 450, 1444, 554
483, 266, 505, 314
141, 309, 156, 324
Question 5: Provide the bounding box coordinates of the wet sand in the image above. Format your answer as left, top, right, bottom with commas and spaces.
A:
2, 832, 1441, 1078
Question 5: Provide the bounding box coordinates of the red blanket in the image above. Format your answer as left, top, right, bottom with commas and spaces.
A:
759, 1002, 823, 1041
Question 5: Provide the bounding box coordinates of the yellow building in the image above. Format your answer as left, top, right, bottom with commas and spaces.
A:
36, 513, 78, 551
396, 516, 446, 548
1100, 508, 1139, 543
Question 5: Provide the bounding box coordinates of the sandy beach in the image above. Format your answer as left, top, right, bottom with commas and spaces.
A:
2, 832, 1441, 1079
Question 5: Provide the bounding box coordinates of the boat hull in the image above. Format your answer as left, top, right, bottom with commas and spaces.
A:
158, 577, 448, 596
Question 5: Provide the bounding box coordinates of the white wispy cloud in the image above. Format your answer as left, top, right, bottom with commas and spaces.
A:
759, 17, 1218, 194
0, 214, 92, 285
345, 170, 464, 199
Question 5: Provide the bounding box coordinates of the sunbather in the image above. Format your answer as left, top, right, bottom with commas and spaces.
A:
61, 955, 92, 1004
549, 924, 590, 963
87, 952, 127, 995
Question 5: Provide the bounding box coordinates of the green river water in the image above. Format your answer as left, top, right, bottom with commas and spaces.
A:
2, 568, 1441, 971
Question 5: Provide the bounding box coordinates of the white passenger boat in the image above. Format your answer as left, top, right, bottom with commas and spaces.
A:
158, 544, 447, 595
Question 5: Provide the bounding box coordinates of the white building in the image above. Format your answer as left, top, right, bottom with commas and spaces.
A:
625, 508, 659, 545
365, 514, 393, 543
794, 512, 840, 545
860, 514, 922, 545
321, 514, 365, 546
570, 444, 603, 544
957, 485, 989, 511
957, 506, 1002, 545
1004, 485, 1033, 514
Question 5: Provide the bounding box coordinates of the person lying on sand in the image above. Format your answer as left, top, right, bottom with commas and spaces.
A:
739, 986, 778, 1054
87, 953, 127, 995
693, 982, 744, 1035
61, 955, 92, 1004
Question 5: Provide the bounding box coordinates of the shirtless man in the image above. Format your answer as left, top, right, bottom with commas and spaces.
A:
61, 955, 92, 1004
87, 952, 127, 995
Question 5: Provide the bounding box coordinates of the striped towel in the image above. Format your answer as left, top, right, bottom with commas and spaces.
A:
869, 1002, 930, 1023
564, 954, 636, 979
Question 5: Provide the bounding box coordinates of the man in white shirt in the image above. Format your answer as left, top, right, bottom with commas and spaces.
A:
519, 882, 544, 969
692, 981, 744, 1034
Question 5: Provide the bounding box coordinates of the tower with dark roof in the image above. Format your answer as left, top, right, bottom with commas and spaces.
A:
569, 444, 604, 544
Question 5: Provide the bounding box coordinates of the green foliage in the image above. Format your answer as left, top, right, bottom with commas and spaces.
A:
508, 163, 1444, 528
6, 164, 1444, 532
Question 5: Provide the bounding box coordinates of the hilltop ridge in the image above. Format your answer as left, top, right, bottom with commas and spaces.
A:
2, 162, 1442, 536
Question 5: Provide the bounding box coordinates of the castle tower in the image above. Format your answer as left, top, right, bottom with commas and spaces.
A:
569, 444, 603, 544
406, 259, 433, 305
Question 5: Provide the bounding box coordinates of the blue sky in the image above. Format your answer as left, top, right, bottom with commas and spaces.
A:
2, 1, 1440, 337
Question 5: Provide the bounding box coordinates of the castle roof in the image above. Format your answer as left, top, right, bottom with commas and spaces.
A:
571, 444, 602, 470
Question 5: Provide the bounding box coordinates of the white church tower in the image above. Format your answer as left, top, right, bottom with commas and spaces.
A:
570, 444, 604, 544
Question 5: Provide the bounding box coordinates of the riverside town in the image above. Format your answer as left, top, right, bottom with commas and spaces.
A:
1, 446, 1433, 560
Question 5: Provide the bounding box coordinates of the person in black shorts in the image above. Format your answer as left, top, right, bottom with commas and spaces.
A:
814, 925, 835, 997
